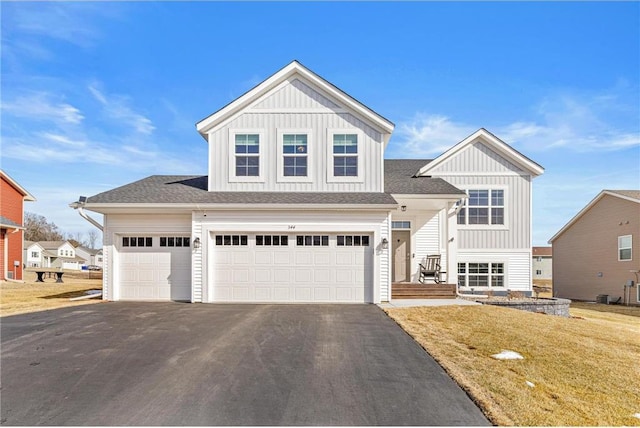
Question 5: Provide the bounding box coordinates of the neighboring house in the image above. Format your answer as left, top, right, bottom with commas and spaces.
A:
74, 61, 543, 303
549, 190, 640, 305
1, 170, 35, 281
24, 241, 86, 270
75, 246, 103, 267
532, 246, 553, 281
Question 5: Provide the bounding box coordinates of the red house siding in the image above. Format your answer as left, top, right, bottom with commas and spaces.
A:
1, 175, 31, 281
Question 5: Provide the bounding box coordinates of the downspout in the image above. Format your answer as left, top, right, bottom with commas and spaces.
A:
69, 200, 103, 231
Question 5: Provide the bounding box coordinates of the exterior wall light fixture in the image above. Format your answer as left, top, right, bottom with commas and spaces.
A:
401, 205, 407, 212
193, 237, 201, 249
381, 238, 389, 249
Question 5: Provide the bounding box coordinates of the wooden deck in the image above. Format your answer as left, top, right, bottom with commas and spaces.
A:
391, 283, 457, 299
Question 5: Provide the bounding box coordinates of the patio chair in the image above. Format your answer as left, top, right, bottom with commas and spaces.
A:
419, 255, 441, 284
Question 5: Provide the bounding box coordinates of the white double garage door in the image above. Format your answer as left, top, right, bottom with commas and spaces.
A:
119, 233, 374, 303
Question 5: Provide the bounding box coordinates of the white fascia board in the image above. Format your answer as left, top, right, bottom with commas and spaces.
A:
417, 128, 544, 178
195, 61, 394, 139
548, 190, 640, 243
83, 203, 397, 214
392, 193, 467, 201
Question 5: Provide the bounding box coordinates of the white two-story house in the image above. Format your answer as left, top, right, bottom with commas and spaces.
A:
24, 240, 86, 270
73, 61, 543, 303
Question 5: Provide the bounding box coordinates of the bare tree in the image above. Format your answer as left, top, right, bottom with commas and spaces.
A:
24, 212, 64, 242
86, 229, 99, 249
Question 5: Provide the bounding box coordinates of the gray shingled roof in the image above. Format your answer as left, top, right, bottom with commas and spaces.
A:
384, 160, 465, 195
87, 176, 397, 205
86, 161, 465, 206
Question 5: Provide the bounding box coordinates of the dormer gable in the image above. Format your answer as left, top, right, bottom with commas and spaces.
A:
196, 60, 395, 144
416, 128, 544, 177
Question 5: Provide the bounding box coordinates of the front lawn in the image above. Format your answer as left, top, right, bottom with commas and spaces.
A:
384, 303, 640, 426
1, 270, 103, 317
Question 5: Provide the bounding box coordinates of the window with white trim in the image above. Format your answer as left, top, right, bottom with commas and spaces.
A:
332, 133, 358, 177
31, 251, 38, 258
283, 134, 308, 177
457, 189, 505, 225
618, 235, 632, 261
234, 134, 260, 177
458, 262, 505, 287
391, 221, 411, 229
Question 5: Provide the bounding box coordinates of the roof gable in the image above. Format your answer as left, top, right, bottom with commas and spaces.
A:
196, 60, 394, 141
549, 190, 640, 243
251, 78, 340, 110
416, 128, 544, 177
0, 170, 36, 201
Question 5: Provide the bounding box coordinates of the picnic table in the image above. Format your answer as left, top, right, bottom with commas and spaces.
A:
32, 269, 65, 283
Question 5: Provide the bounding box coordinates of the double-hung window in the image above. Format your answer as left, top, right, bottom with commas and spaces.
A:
229, 131, 264, 182
235, 134, 260, 177
457, 189, 505, 226
332, 133, 358, 177
283, 134, 307, 177
618, 235, 632, 261
276, 130, 312, 182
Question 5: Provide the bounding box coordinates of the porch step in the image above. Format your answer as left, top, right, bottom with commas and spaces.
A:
391, 283, 456, 299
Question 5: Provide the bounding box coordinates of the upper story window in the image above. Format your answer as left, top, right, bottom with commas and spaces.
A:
457, 189, 505, 226
235, 134, 260, 176
31, 251, 38, 258
283, 134, 308, 176
618, 235, 632, 261
327, 130, 363, 183
333, 133, 358, 176
229, 130, 264, 182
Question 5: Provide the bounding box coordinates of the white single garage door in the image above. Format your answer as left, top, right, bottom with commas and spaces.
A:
119, 235, 191, 301
211, 233, 373, 303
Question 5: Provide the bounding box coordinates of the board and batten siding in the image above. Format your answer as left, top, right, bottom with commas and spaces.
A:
428, 142, 526, 175
439, 175, 532, 250
207, 79, 384, 193
252, 78, 341, 110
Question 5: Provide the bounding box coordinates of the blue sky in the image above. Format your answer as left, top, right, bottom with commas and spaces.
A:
2, 2, 639, 247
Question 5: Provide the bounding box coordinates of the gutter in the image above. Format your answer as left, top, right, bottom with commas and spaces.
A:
69, 199, 103, 231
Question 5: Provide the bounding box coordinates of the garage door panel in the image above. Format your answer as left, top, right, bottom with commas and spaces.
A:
255, 251, 272, 264
232, 269, 250, 283
254, 286, 271, 301
211, 234, 373, 303
119, 242, 192, 302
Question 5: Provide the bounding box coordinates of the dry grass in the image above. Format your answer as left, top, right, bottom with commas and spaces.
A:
1, 270, 104, 317
385, 304, 640, 426
533, 279, 553, 298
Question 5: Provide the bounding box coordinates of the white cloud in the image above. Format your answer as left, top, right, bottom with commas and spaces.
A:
88, 84, 156, 135
2, 92, 84, 125
390, 114, 474, 158
391, 88, 639, 158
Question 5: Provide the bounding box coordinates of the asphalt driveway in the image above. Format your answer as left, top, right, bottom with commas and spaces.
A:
1, 303, 489, 426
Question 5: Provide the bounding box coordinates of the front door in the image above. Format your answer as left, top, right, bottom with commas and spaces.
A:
392, 230, 411, 282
